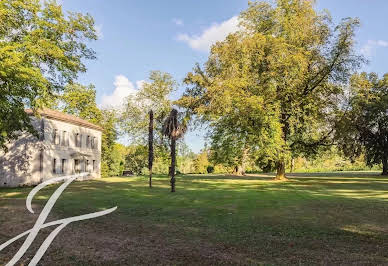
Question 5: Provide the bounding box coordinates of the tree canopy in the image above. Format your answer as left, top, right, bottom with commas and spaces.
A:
177, 0, 362, 179
0, 0, 97, 150
336, 72, 388, 175
121, 70, 176, 143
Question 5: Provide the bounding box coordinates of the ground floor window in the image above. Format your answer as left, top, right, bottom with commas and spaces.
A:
93, 160, 96, 172
61, 159, 66, 174
74, 159, 80, 173
39, 151, 43, 172
53, 159, 57, 174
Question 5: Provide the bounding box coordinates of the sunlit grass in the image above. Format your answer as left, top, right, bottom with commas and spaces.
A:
2, 171, 388, 264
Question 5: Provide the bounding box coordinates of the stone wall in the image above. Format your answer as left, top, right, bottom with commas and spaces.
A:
0, 116, 102, 187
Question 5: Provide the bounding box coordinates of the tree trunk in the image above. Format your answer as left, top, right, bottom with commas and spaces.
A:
275, 160, 287, 180
241, 148, 248, 176
290, 158, 295, 173
233, 165, 245, 176
170, 138, 176, 192
277, 110, 289, 180
148, 110, 154, 188
382, 154, 388, 176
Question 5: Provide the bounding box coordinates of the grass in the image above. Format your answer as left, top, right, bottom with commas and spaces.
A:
1, 172, 388, 265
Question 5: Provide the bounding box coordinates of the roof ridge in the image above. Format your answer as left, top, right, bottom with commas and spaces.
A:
25, 108, 103, 131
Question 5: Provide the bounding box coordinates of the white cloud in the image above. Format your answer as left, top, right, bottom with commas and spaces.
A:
361, 40, 388, 57
172, 18, 184, 26
95, 24, 103, 39
177, 16, 240, 52
100, 75, 144, 108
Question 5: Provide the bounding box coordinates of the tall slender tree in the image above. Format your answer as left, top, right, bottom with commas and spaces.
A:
148, 110, 154, 187
163, 109, 187, 192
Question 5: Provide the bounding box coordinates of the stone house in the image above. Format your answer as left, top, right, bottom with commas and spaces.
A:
0, 109, 103, 187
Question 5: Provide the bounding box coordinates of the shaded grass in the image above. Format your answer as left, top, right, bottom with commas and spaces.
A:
1, 172, 388, 264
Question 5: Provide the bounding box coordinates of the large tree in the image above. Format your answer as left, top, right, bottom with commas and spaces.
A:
336, 72, 388, 175
178, 0, 362, 179
0, 0, 97, 151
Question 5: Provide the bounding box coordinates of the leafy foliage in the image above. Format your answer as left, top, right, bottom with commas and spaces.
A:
178, 0, 362, 179
0, 0, 97, 150
100, 110, 118, 178
125, 145, 148, 175
59, 83, 102, 124
109, 143, 127, 176
121, 71, 176, 143
336, 72, 388, 175
194, 150, 210, 174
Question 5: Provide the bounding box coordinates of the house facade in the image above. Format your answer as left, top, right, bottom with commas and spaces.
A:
0, 109, 103, 187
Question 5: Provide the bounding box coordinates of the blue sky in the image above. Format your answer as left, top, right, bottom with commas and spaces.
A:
61, 0, 388, 153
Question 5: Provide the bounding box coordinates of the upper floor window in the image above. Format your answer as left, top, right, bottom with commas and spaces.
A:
53, 129, 60, 145
62, 131, 68, 146
92, 137, 97, 149
61, 159, 66, 174
75, 133, 81, 148
86, 135, 90, 148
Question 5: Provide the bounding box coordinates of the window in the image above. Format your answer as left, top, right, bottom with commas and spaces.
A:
75, 133, 81, 147
93, 160, 96, 172
92, 137, 97, 149
53, 159, 57, 174
74, 159, 80, 173
53, 129, 60, 145
39, 151, 43, 172
86, 160, 89, 172
62, 131, 68, 146
86, 136, 90, 148
75, 133, 78, 147
61, 159, 66, 174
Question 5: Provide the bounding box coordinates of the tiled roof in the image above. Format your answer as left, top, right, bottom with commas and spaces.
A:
25, 108, 103, 131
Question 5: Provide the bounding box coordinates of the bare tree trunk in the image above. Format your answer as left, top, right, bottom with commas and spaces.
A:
382, 153, 388, 176
148, 110, 154, 188
170, 138, 176, 192
276, 160, 287, 180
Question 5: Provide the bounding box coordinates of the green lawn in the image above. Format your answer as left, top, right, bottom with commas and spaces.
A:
1, 172, 388, 265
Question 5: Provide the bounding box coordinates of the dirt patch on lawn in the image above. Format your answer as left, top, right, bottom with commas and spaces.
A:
0, 200, 252, 265
2, 198, 388, 265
